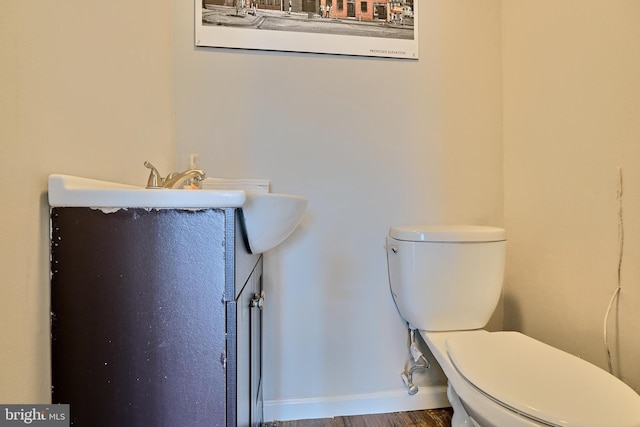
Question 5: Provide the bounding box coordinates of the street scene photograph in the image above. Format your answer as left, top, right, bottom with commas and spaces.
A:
196, 0, 418, 59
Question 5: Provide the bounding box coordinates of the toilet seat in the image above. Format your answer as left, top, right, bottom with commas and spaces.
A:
446, 332, 640, 427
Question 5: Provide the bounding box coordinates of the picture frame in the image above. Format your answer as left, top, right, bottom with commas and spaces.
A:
195, 1, 418, 59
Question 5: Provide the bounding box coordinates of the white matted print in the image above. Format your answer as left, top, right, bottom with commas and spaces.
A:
195, 1, 418, 59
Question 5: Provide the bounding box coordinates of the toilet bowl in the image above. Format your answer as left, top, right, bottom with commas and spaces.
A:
386, 225, 640, 427
423, 330, 640, 427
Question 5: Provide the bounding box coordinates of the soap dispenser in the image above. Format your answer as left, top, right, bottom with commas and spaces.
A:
185, 154, 202, 189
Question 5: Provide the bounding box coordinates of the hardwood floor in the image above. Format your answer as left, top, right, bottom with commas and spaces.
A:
264, 409, 453, 427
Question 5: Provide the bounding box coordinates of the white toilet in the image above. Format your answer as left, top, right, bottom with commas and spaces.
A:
386, 225, 640, 427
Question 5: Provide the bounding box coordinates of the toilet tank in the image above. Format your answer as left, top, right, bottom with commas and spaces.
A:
386, 225, 506, 331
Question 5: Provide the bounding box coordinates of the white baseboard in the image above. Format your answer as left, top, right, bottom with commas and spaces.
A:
263, 385, 450, 422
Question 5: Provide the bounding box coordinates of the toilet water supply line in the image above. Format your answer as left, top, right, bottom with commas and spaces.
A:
387, 244, 431, 394
604, 166, 624, 376
401, 328, 430, 395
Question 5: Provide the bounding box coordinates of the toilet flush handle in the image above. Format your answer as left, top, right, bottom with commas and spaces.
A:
386, 244, 398, 254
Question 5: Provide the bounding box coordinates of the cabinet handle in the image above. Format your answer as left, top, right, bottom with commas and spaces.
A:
250, 291, 265, 310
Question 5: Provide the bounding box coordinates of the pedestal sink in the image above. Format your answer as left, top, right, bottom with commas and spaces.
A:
48, 175, 307, 253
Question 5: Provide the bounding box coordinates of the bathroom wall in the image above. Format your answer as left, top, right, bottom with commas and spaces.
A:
173, 0, 503, 419
4, 0, 639, 415
503, 1, 640, 392
0, 0, 174, 402
1, 0, 504, 414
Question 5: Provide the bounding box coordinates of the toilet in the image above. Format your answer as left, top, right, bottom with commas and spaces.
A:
386, 225, 640, 427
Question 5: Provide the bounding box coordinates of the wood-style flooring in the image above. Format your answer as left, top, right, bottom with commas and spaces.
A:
264, 409, 453, 426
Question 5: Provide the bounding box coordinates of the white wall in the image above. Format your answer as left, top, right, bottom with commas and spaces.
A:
0, 0, 174, 402
173, 0, 503, 419
503, 1, 640, 392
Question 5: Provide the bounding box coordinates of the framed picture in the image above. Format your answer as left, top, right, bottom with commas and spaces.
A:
195, 1, 418, 59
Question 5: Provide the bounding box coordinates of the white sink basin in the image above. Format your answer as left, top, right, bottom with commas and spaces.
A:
48, 174, 246, 208
241, 192, 307, 254
48, 175, 307, 253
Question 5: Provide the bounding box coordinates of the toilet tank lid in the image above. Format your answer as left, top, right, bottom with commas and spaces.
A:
389, 225, 505, 242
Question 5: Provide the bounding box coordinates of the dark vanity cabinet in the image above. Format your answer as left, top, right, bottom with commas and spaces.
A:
50, 207, 263, 427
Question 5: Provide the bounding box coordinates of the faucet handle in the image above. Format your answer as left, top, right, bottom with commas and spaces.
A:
144, 161, 163, 189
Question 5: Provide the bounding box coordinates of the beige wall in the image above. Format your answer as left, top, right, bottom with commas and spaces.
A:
7, 0, 637, 414
0, 0, 174, 402
503, 1, 640, 392
2, 0, 503, 409
174, 1, 503, 414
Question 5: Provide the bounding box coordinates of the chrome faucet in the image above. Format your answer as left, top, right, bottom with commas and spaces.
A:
144, 161, 207, 189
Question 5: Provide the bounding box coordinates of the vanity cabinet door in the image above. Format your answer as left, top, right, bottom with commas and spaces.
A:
249, 257, 264, 427
233, 257, 263, 427
51, 208, 228, 427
